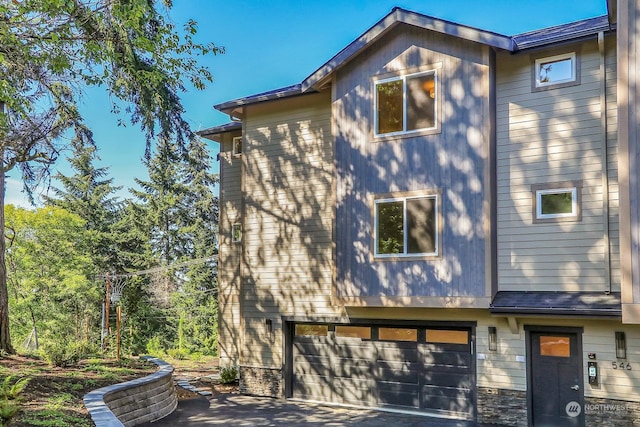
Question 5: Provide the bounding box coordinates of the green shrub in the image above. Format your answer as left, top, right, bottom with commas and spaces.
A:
0, 376, 30, 426
0, 376, 29, 400
167, 348, 188, 360
219, 365, 238, 384
145, 336, 165, 357
41, 342, 82, 367
0, 400, 21, 426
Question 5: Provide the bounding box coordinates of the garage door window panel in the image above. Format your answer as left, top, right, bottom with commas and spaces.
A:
295, 324, 329, 337
335, 326, 372, 339
379, 327, 418, 341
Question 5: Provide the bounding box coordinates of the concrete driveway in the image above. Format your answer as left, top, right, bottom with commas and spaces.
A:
141, 394, 506, 426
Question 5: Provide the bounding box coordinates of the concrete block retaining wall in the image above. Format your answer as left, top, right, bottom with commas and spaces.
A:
83, 356, 177, 427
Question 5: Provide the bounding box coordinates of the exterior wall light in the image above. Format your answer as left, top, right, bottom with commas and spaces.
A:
265, 318, 273, 333
488, 326, 498, 352
615, 331, 626, 359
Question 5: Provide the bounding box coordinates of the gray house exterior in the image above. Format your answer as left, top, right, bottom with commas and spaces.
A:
200, 1, 640, 425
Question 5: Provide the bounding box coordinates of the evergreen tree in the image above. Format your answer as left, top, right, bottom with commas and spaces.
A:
46, 139, 122, 272
175, 137, 219, 354
0, 0, 221, 353
130, 138, 191, 268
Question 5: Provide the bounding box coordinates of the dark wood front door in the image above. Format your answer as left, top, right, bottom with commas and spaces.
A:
529, 330, 584, 426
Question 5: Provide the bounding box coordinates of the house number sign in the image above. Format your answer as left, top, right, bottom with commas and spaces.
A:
612, 361, 632, 370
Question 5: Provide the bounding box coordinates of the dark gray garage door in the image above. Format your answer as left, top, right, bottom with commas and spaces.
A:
290, 323, 475, 420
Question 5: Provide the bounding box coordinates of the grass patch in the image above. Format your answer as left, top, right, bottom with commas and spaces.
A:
45, 393, 76, 410
18, 409, 92, 427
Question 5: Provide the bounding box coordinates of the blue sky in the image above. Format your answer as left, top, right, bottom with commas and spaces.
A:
6, 0, 608, 207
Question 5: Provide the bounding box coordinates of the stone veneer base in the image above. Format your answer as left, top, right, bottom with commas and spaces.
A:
239, 366, 283, 398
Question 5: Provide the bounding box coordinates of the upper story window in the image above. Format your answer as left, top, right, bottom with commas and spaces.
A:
534, 52, 577, 89
532, 181, 582, 223
232, 223, 242, 242
374, 194, 438, 258
232, 136, 243, 156
374, 70, 436, 137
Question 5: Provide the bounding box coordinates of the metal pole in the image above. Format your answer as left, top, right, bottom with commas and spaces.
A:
100, 302, 105, 351
116, 306, 121, 361
105, 273, 111, 334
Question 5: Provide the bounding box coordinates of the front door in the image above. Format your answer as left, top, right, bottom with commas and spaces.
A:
529, 329, 584, 426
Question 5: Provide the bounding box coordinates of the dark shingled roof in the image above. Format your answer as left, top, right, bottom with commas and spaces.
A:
215, 84, 304, 113
512, 15, 612, 50
490, 291, 621, 317
196, 121, 242, 138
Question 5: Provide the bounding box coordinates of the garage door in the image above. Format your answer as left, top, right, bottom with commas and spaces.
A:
290, 323, 475, 420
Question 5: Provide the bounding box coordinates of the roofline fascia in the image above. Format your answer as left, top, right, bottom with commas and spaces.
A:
489, 308, 622, 317
214, 85, 305, 114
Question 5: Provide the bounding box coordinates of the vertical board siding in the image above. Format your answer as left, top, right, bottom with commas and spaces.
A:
218, 132, 243, 367
241, 92, 337, 367
496, 37, 619, 292
334, 25, 490, 301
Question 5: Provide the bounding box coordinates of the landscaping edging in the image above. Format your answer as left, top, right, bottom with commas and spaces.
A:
83, 356, 177, 427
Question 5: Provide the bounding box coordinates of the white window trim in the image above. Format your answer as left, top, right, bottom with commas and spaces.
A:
535, 187, 578, 219
373, 70, 438, 138
534, 52, 576, 88
232, 136, 243, 156
374, 194, 438, 258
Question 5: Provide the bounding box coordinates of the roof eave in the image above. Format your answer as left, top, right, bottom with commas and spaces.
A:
196, 122, 242, 142
214, 84, 304, 115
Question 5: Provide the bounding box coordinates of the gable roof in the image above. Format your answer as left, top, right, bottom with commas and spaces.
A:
301, 7, 514, 91
214, 7, 612, 115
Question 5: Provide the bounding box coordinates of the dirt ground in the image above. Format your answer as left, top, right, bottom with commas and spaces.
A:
0, 354, 236, 427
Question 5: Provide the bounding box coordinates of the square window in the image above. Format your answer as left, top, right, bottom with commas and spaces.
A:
534, 52, 577, 89
232, 223, 242, 243
534, 187, 579, 220
232, 136, 243, 156
375, 194, 437, 257
375, 71, 436, 136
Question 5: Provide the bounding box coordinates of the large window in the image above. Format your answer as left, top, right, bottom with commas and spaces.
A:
534, 52, 577, 89
375, 71, 436, 136
374, 194, 438, 257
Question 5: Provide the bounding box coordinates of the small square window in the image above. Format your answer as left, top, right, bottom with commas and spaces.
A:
374, 70, 436, 137
232, 223, 242, 242
232, 136, 243, 156
532, 182, 582, 223
374, 194, 438, 257
534, 52, 577, 89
